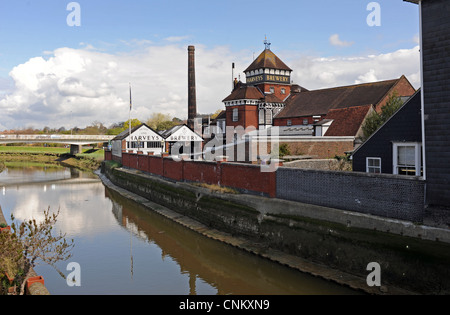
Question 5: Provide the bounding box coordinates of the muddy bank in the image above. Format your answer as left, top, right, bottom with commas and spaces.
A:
0, 152, 102, 172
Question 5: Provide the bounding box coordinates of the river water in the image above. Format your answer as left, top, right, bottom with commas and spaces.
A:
0, 164, 359, 295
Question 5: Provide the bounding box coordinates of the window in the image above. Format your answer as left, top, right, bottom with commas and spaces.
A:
265, 110, 273, 125
366, 157, 381, 173
393, 142, 422, 176
269, 87, 275, 94
259, 109, 265, 125
232, 108, 239, 122
147, 142, 163, 149
287, 120, 292, 126
303, 118, 309, 125
281, 88, 286, 95
128, 141, 144, 149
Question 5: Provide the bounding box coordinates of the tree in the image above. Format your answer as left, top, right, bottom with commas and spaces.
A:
146, 113, 172, 130
361, 92, 404, 141
156, 120, 176, 131
2, 208, 74, 295
123, 119, 142, 131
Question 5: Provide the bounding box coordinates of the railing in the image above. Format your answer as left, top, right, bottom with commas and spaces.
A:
0, 135, 114, 141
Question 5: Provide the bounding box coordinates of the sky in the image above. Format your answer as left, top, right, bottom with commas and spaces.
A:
0, 0, 421, 130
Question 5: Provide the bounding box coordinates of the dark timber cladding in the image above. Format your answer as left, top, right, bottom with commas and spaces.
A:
420, 0, 450, 207
187, 46, 197, 130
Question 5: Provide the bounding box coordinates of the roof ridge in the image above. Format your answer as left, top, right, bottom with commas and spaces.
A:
303, 77, 400, 94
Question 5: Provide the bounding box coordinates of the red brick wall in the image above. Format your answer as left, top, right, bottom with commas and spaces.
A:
104, 150, 112, 161
148, 156, 163, 176
226, 105, 259, 129
119, 153, 277, 197
163, 158, 183, 181
221, 163, 276, 197
257, 83, 291, 101
375, 76, 416, 113
183, 161, 219, 185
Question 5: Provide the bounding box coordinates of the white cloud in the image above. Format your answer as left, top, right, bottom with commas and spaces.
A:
288, 46, 420, 90
0, 44, 420, 130
164, 36, 190, 42
329, 34, 354, 47
0, 45, 238, 130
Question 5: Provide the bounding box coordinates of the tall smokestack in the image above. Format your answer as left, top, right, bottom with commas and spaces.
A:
188, 45, 197, 130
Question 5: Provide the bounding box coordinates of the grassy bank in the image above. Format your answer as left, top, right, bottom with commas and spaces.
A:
0, 146, 104, 171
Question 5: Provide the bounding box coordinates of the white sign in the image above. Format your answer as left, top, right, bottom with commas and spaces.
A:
166, 126, 203, 142
127, 125, 163, 142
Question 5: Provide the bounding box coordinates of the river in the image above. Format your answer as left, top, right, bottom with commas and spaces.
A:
0, 163, 360, 295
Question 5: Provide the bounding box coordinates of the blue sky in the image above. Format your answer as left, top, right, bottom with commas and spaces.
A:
0, 0, 420, 129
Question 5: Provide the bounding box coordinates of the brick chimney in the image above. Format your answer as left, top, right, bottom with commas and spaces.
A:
187, 46, 197, 130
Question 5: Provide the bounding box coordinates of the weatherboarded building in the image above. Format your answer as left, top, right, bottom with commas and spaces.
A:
405, 0, 450, 208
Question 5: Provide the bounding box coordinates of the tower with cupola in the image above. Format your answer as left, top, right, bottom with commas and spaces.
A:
223, 39, 293, 131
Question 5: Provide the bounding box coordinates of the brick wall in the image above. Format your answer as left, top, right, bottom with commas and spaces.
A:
374, 75, 416, 113
114, 152, 277, 197
221, 162, 276, 197
277, 167, 425, 222
104, 150, 424, 221
226, 105, 259, 129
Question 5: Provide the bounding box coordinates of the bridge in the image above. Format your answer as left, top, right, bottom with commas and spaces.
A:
0, 134, 115, 154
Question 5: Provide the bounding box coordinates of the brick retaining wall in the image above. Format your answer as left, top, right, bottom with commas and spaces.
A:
105, 151, 425, 222
277, 167, 425, 222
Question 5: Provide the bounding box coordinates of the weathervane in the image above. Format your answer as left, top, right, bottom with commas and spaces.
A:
264, 35, 271, 50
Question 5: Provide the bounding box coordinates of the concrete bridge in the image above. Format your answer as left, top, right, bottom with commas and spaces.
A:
0, 134, 115, 154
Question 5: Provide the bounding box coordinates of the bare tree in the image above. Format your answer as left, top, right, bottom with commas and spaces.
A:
6, 207, 74, 295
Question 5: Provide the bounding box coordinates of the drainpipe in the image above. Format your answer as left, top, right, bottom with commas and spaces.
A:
419, 0, 426, 182
418, 0, 427, 209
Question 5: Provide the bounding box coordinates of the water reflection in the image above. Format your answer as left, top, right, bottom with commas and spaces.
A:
0, 165, 359, 295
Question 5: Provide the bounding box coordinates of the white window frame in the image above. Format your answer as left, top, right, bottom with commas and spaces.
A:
259, 109, 265, 125
265, 109, 273, 125
366, 157, 382, 174
232, 108, 239, 122
393, 142, 422, 176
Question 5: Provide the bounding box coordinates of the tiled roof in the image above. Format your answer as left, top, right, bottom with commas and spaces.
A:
222, 84, 284, 103
244, 49, 292, 72
215, 110, 226, 120
276, 78, 403, 119
324, 104, 373, 137
113, 123, 158, 141
222, 85, 264, 102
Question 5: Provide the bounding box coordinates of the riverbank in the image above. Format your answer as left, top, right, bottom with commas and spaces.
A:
0, 146, 104, 172
100, 161, 450, 295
